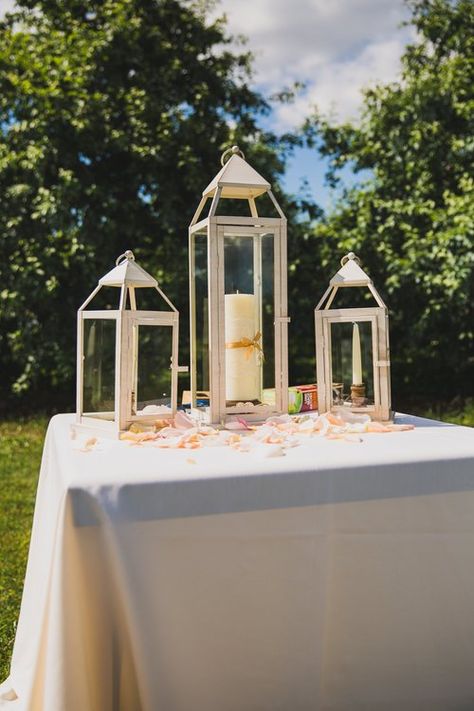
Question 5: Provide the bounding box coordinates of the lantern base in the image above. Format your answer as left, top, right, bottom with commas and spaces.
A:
72, 413, 175, 439
71, 421, 121, 440
226, 402, 275, 421
226, 399, 261, 406
330, 403, 395, 424
191, 402, 277, 427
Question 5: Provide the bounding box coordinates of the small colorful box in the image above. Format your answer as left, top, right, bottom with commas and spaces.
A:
295, 384, 318, 412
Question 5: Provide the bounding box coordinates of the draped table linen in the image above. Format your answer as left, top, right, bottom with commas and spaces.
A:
2, 413, 474, 711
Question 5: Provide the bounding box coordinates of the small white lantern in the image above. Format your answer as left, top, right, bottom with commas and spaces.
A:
76, 250, 180, 436
189, 146, 289, 424
314, 252, 392, 421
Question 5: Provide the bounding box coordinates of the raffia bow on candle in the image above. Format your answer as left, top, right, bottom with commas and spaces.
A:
225, 331, 264, 361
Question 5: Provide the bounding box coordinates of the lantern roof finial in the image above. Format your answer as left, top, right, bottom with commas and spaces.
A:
99, 250, 158, 288
202, 148, 271, 200
116, 249, 135, 265
221, 145, 245, 166
315, 251, 386, 310
330, 252, 372, 287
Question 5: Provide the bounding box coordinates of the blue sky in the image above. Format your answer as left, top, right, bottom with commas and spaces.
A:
216, 0, 414, 208
0, 0, 413, 208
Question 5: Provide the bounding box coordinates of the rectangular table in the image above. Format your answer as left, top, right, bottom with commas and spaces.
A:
2, 413, 474, 711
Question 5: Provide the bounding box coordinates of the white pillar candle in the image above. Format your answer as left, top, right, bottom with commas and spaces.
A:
225, 293, 260, 402
352, 322, 363, 385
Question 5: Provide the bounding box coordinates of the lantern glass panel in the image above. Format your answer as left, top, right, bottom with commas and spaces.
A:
193, 230, 209, 397
133, 323, 173, 414
224, 235, 253, 293
261, 233, 276, 392
83, 318, 116, 419
223, 231, 275, 405
330, 320, 375, 409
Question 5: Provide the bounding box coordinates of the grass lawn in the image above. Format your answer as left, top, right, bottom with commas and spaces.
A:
0, 418, 47, 681
0, 404, 472, 682
415, 398, 474, 428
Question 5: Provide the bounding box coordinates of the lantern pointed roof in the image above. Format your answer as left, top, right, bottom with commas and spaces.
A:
330, 252, 372, 287
202, 153, 271, 200
99, 251, 158, 288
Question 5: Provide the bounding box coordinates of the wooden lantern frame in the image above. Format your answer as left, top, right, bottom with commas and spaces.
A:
189, 146, 289, 425
76, 250, 181, 436
314, 252, 392, 421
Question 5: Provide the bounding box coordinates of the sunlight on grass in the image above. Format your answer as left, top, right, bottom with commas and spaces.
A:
0, 419, 47, 680
418, 398, 474, 428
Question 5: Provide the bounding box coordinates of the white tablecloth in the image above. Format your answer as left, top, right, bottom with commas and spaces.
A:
2, 413, 474, 711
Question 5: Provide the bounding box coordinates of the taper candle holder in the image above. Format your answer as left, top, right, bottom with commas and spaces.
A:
350, 383, 366, 406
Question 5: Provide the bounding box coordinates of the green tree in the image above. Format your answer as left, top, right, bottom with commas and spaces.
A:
305, 0, 474, 407
0, 0, 306, 411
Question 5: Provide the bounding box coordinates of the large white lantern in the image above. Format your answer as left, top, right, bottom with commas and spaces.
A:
314, 252, 392, 421
189, 146, 289, 424
76, 250, 180, 436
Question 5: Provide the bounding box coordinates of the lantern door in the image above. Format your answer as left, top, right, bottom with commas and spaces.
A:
316, 307, 390, 420
189, 218, 288, 423
120, 311, 179, 428
78, 311, 120, 432
218, 225, 283, 416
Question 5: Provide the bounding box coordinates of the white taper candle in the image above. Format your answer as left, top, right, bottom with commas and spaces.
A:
225, 293, 260, 402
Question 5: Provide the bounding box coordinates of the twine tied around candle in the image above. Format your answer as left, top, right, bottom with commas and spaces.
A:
225, 331, 264, 361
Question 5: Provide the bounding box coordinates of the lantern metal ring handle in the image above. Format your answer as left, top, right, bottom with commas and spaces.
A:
116, 250, 135, 266
221, 145, 245, 166
340, 251, 361, 267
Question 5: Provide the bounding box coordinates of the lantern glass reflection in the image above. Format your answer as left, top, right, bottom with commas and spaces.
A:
222, 232, 275, 404
134, 324, 173, 414
330, 320, 375, 408
193, 231, 209, 396
83, 319, 116, 417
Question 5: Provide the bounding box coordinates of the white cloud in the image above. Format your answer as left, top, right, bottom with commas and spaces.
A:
216, 0, 414, 127
275, 35, 407, 128
0, 0, 413, 130
0, 0, 15, 14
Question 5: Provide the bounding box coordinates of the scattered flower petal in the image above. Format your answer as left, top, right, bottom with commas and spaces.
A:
119, 410, 413, 452
81, 437, 97, 452
174, 411, 196, 430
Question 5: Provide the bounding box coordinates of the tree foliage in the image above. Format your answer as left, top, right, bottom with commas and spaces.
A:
1, 0, 472, 413
306, 0, 474, 405
0, 0, 305, 410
